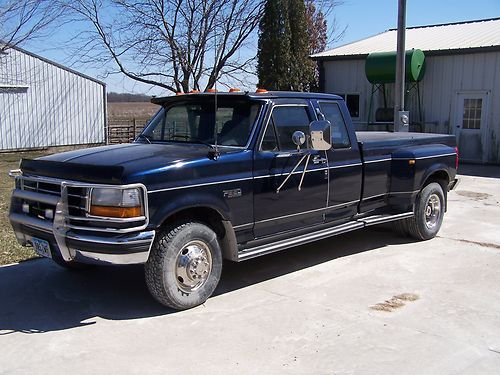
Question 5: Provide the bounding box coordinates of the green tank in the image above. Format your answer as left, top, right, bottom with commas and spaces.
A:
365, 49, 426, 84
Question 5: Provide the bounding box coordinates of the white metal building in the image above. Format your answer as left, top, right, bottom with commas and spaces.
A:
0, 45, 106, 151
312, 18, 500, 164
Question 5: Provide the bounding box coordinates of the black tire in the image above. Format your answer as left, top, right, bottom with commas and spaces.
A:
145, 221, 223, 310
402, 182, 445, 240
393, 218, 410, 237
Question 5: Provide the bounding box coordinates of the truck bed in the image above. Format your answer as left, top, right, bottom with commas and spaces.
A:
356, 131, 456, 149
354, 131, 457, 214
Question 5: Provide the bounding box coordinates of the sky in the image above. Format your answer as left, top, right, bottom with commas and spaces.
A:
23, 0, 500, 95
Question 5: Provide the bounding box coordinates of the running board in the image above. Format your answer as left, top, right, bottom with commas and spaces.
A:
238, 221, 364, 261
358, 212, 414, 226
237, 212, 414, 261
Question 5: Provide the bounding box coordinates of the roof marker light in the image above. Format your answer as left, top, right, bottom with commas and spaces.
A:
229, 88, 241, 92
189, 89, 200, 94
256, 88, 268, 93
176, 92, 184, 95
206, 88, 217, 93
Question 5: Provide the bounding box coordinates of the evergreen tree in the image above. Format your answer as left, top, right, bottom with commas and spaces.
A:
258, 0, 324, 91
288, 0, 315, 91
305, 0, 327, 91
257, 0, 292, 90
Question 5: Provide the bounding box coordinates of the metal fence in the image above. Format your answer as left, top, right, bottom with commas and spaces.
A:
107, 118, 150, 144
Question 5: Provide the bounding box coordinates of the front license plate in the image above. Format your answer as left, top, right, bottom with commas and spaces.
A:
32, 237, 52, 259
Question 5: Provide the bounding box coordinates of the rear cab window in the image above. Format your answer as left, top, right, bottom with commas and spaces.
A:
318, 101, 351, 149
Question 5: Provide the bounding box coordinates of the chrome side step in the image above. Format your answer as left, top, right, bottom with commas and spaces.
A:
238, 221, 364, 261
358, 212, 414, 226
237, 211, 414, 261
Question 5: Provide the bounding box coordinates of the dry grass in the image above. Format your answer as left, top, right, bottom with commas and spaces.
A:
370, 293, 420, 312
0, 151, 53, 265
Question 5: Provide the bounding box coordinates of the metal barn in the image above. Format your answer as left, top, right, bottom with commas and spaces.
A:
312, 18, 500, 164
0, 45, 106, 151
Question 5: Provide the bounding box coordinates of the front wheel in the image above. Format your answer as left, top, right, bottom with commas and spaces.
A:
145, 221, 222, 310
398, 182, 446, 240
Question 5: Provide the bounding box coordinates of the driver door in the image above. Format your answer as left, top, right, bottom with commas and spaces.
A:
253, 100, 329, 238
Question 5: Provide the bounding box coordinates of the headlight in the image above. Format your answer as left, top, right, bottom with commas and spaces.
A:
90, 187, 143, 218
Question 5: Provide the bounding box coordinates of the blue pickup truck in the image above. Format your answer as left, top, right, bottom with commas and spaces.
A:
9, 91, 458, 309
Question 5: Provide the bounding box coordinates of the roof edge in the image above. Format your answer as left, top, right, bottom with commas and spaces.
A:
388, 17, 500, 31
2, 42, 106, 87
313, 45, 500, 61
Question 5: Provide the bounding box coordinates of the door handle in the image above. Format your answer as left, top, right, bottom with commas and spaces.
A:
313, 156, 327, 164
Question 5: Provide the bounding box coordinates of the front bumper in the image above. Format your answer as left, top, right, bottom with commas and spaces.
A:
9, 175, 155, 265
10, 213, 155, 265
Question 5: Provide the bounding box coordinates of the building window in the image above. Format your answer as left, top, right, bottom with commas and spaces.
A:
0, 84, 29, 94
337, 93, 360, 118
462, 98, 482, 130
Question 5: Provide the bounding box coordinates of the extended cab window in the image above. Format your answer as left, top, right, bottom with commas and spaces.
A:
319, 102, 351, 148
141, 99, 261, 147
268, 106, 311, 151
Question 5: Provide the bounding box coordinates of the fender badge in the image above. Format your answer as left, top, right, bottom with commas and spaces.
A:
223, 188, 242, 199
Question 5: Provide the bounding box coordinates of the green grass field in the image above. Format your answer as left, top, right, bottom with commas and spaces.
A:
0, 152, 48, 265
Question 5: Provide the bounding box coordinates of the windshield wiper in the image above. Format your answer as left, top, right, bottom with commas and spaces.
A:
188, 138, 220, 160
189, 138, 215, 149
136, 134, 152, 144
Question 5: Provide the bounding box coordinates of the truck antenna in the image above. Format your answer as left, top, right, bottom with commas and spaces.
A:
212, 23, 220, 160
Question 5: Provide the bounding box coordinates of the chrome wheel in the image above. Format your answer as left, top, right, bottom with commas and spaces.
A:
175, 240, 212, 293
424, 193, 441, 229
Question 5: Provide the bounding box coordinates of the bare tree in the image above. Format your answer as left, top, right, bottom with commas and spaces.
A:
61, 0, 265, 93
0, 0, 65, 54
312, 0, 345, 47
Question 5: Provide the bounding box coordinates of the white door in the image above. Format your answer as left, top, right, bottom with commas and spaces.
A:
455, 92, 489, 163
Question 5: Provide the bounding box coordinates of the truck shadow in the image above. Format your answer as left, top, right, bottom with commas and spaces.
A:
0, 227, 413, 334
458, 163, 500, 178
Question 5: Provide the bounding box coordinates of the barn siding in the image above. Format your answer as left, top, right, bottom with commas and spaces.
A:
0, 47, 106, 151
322, 51, 500, 164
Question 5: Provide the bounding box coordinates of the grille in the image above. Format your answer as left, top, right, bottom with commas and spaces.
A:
15, 175, 148, 233
22, 179, 60, 196
21, 178, 88, 221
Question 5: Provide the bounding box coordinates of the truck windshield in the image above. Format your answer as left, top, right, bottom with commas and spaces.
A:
139, 98, 261, 147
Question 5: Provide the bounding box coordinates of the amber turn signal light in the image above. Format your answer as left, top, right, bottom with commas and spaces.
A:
90, 206, 142, 218
206, 88, 217, 92
229, 88, 241, 92
256, 88, 268, 93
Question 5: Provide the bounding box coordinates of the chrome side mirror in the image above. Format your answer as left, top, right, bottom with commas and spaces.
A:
292, 130, 306, 151
309, 120, 332, 151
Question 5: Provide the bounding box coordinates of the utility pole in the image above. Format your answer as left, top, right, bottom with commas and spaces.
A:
394, 0, 409, 132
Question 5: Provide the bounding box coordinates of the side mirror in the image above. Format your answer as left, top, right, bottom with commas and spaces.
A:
309, 120, 332, 150
292, 130, 306, 150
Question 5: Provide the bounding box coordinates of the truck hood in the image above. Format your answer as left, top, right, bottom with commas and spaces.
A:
21, 143, 242, 184
41, 143, 213, 166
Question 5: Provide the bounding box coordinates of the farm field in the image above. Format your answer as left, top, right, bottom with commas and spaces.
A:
107, 102, 159, 143
107, 102, 159, 119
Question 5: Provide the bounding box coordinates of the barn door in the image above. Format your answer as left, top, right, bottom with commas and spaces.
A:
455, 92, 488, 163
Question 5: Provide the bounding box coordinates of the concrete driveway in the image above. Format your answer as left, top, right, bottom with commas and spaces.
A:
1, 165, 500, 374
